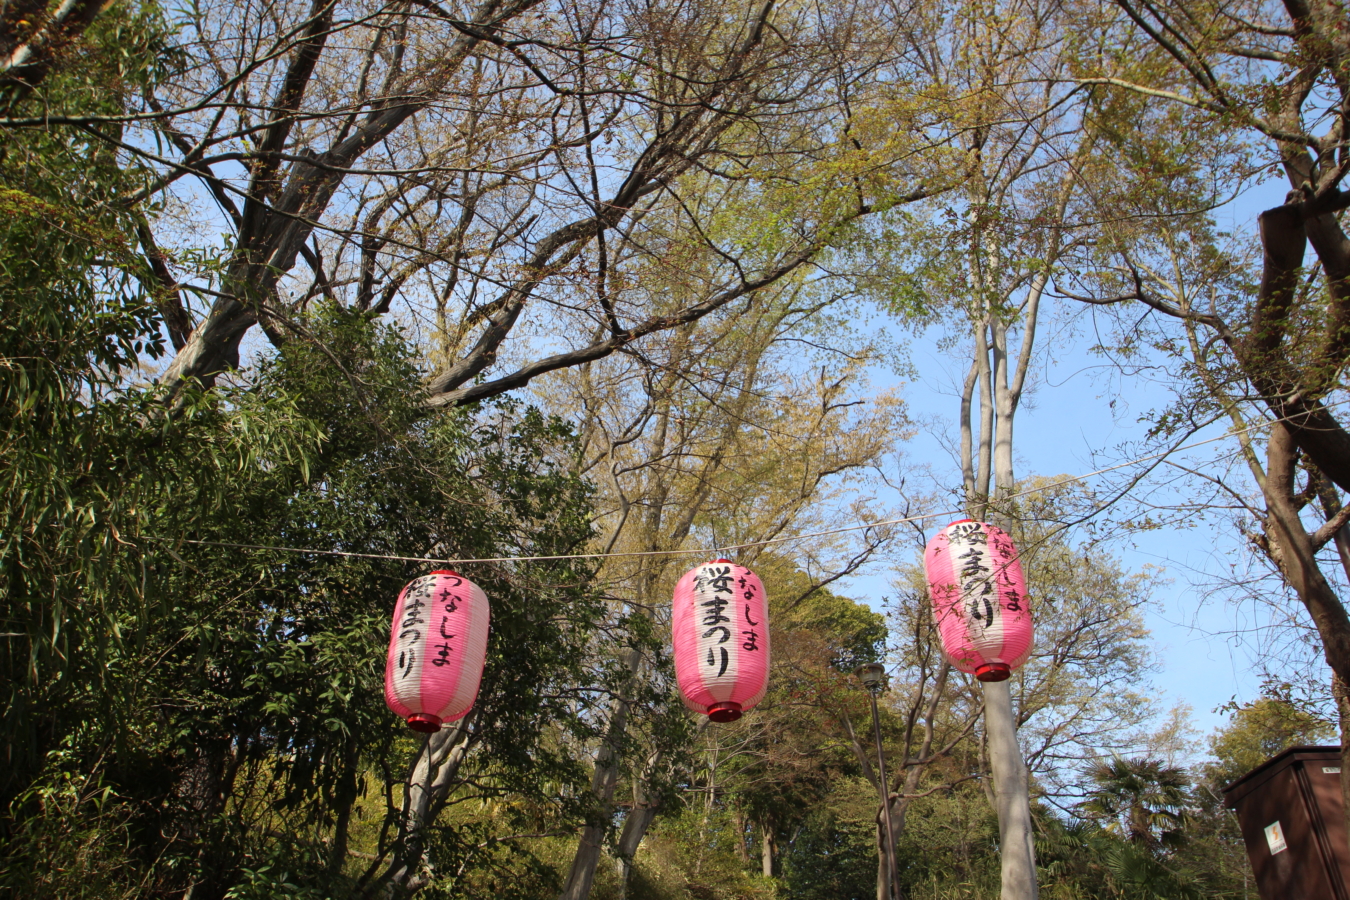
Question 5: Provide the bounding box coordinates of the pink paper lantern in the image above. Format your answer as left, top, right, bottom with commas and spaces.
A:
672, 559, 770, 722
384, 570, 490, 733
923, 520, 1033, 682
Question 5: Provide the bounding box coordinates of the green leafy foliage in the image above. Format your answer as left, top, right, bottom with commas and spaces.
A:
0, 291, 605, 897
1204, 698, 1335, 790
0, 0, 231, 815
776, 776, 879, 900
626, 805, 776, 900
1079, 756, 1191, 851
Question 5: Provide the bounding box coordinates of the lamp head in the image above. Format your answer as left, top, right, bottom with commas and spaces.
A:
855, 662, 888, 694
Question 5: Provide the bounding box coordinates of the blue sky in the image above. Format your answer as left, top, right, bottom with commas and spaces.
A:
843, 330, 1270, 758
837, 174, 1322, 756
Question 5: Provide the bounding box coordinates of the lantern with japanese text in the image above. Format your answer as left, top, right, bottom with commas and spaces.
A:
923, 520, 1032, 682
384, 570, 491, 732
672, 559, 770, 722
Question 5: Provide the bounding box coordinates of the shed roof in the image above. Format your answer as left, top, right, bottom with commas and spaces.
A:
1222, 745, 1341, 805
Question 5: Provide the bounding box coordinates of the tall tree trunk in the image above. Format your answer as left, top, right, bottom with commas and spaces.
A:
875, 821, 889, 900
1261, 422, 1350, 853
614, 716, 712, 897
328, 733, 361, 876
1186, 310, 1350, 864
360, 716, 474, 898
875, 752, 930, 898
615, 797, 661, 900
559, 325, 768, 900
982, 251, 1041, 898
731, 808, 749, 865
875, 762, 923, 898
557, 649, 640, 900
984, 680, 1037, 900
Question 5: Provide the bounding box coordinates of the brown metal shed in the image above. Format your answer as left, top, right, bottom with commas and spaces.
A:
1223, 746, 1350, 900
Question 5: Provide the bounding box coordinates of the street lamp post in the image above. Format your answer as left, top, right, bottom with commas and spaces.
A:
857, 663, 902, 900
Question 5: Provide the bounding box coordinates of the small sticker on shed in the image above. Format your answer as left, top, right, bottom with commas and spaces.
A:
1265, 821, 1288, 855
1324, 766, 1342, 774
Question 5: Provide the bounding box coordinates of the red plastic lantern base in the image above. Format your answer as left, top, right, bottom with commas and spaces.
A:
708, 701, 743, 723
974, 663, 1011, 682
407, 713, 443, 733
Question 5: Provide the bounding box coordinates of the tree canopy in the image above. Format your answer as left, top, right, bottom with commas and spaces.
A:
7, 0, 1350, 897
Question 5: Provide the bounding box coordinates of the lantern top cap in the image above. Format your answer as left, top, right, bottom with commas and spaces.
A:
854, 662, 887, 691
429, 569, 461, 577
710, 558, 732, 564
